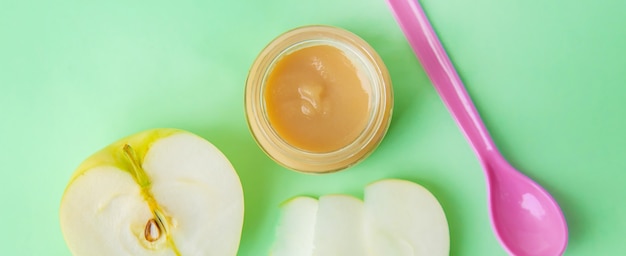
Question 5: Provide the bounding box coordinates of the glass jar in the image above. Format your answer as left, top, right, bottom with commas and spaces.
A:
245, 25, 393, 173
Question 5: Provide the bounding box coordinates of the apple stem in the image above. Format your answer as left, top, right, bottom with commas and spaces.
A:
122, 144, 151, 188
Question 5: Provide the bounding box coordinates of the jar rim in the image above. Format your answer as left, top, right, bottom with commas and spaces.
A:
245, 25, 393, 173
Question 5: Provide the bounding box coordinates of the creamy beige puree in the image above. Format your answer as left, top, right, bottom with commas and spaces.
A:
264, 44, 371, 153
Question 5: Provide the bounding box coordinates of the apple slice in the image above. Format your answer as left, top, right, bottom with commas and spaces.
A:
312, 194, 367, 256
271, 197, 318, 256
364, 179, 449, 256
59, 129, 244, 256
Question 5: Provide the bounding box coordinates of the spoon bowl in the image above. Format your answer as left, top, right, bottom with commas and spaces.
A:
487, 153, 568, 255
386, 0, 569, 254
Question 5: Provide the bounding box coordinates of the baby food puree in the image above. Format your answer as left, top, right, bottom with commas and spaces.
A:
265, 44, 371, 153
246, 25, 392, 173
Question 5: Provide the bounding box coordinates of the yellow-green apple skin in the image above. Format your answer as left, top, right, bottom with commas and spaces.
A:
59, 129, 244, 256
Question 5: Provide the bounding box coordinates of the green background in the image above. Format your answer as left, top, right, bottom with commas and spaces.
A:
1, 0, 625, 255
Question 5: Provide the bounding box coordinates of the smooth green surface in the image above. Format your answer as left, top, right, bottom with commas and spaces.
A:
1, 0, 624, 255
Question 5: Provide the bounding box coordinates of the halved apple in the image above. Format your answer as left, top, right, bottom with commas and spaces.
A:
59, 129, 244, 256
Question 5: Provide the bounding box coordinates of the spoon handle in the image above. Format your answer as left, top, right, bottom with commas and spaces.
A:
386, 0, 497, 161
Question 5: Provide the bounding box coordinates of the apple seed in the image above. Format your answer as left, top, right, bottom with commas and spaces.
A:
144, 218, 161, 242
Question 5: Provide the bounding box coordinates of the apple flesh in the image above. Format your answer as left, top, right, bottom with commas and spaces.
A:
271, 179, 449, 256
271, 197, 318, 256
59, 129, 244, 256
365, 179, 449, 256
312, 195, 368, 256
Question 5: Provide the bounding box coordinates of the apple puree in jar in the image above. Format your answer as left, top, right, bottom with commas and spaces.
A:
245, 25, 392, 172
264, 44, 371, 153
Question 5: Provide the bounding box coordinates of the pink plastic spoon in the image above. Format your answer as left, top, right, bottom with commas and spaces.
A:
386, 0, 569, 255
